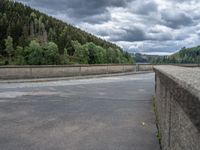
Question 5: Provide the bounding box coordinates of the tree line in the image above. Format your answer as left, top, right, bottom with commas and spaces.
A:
0, 0, 134, 65
1, 36, 133, 65
150, 47, 200, 64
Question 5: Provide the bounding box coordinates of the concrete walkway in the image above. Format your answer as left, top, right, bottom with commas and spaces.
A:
0, 73, 160, 150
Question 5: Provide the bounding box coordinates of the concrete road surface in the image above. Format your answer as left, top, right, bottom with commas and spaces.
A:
0, 73, 160, 150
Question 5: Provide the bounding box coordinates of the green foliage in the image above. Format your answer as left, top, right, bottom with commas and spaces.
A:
59, 48, 70, 65
151, 46, 200, 64
4, 36, 14, 64
0, 0, 134, 65
15, 46, 26, 64
95, 46, 106, 64
107, 47, 115, 63
0, 55, 5, 65
43, 42, 59, 65
72, 41, 89, 64
87, 42, 100, 64
26, 40, 43, 65
63, 48, 70, 64
14, 40, 62, 65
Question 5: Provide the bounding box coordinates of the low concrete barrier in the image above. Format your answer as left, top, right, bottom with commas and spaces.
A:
139, 64, 153, 71
0, 64, 152, 79
154, 66, 200, 150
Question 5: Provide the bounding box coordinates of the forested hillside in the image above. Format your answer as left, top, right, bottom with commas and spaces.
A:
151, 46, 200, 64
0, 0, 133, 65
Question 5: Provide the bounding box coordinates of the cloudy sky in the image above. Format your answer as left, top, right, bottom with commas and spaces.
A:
16, 0, 200, 55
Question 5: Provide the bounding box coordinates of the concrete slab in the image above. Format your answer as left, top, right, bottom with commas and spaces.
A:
0, 73, 160, 150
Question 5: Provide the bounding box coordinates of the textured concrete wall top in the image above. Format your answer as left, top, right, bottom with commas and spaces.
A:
154, 65, 200, 99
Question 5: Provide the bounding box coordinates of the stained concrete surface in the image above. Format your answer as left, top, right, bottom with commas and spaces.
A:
0, 73, 159, 150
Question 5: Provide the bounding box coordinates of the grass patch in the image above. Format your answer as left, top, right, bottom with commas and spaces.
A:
152, 96, 162, 149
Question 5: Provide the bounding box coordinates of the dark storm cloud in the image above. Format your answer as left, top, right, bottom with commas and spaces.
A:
81, 13, 111, 24
161, 11, 194, 29
133, 1, 158, 15
109, 26, 173, 42
17, 0, 131, 23
110, 27, 146, 42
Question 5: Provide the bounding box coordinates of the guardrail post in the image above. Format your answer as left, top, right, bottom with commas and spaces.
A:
79, 66, 81, 76
136, 64, 139, 72
30, 67, 32, 78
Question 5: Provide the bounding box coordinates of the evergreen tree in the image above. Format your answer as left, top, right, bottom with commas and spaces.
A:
4, 36, 14, 64
15, 46, 25, 65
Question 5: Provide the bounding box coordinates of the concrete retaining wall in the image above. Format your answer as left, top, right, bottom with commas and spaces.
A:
154, 66, 200, 150
0, 64, 152, 79
138, 64, 153, 71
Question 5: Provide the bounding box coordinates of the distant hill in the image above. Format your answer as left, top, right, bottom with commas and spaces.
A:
131, 53, 160, 63
150, 46, 200, 64
0, 0, 133, 65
